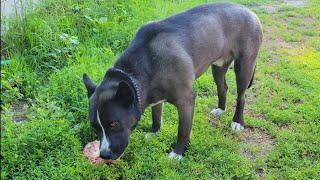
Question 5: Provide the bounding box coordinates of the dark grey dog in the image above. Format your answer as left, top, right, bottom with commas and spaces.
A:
83, 3, 262, 160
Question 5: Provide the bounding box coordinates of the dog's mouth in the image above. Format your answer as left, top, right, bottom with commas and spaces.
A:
118, 152, 125, 159
83, 141, 123, 164
103, 151, 124, 160
99, 148, 125, 160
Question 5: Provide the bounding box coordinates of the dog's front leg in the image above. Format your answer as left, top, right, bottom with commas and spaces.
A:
169, 91, 195, 160
151, 103, 163, 133
145, 103, 163, 138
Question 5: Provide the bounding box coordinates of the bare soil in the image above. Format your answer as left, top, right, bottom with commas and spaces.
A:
239, 128, 276, 179
12, 101, 28, 122
259, 0, 307, 14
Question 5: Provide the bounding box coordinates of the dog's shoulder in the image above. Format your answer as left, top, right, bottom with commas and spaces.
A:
134, 21, 175, 45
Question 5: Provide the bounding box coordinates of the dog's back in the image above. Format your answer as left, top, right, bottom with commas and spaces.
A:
116, 3, 262, 80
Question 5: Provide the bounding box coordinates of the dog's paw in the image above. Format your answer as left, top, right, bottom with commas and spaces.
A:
168, 151, 183, 160
211, 108, 225, 116
231, 122, 244, 131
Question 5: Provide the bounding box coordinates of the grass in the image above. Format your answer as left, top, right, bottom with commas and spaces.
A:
1, 0, 319, 179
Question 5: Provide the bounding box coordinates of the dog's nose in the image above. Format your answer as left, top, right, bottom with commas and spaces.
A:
100, 150, 112, 159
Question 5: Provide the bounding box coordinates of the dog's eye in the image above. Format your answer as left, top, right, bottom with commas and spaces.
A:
110, 122, 119, 129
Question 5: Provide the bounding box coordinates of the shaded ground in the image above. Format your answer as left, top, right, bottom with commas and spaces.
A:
12, 101, 28, 122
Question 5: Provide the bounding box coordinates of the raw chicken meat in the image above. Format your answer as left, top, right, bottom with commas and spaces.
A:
83, 140, 115, 165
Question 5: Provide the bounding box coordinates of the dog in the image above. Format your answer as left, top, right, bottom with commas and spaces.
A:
83, 2, 262, 160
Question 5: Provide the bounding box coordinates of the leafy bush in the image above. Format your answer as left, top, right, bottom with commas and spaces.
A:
0, 69, 24, 105
2, 0, 151, 76
3, 16, 79, 75
0, 59, 38, 105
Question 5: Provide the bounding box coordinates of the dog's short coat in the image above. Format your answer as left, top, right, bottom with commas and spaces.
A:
83, 2, 262, 160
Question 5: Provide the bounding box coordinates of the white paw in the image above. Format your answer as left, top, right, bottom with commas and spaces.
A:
168, 151, 183, 160
231, 122, 244, 131
211, 108, 225, 116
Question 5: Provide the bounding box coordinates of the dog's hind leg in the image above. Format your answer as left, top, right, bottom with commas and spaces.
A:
232, 53, 257, 131
210, 64, 230, 116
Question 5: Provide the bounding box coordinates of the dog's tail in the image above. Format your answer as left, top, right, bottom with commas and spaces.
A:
248, 65, 256, 89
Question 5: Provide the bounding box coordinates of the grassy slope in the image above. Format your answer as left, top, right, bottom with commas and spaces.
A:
1, 0, 319, 179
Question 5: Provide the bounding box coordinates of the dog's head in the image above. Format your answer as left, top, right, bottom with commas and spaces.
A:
82, 70, 141, 160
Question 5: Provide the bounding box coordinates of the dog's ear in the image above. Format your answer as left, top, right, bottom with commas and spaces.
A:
83, 73, 96, 98
114, 81, 134, 107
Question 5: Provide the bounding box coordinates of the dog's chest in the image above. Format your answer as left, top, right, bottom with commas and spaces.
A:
212, 55, 233, 67
149, 99, 166, 107
212, 58, 225, 67
147, 89, 167, 107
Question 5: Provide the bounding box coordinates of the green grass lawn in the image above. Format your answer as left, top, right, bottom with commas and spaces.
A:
1, 0, 319, 179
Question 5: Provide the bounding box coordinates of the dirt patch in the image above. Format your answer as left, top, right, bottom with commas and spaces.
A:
245, 108, 266, 121
239, 128, 275, 179
284, 0, 307, 8
260, 5, 278, 14
258, 0, 310, 53
263, 27, 296, 51
209, 114, 222, 128
12, 101, 28, 122
258, 0, 307, 13
240, 128, 275, 160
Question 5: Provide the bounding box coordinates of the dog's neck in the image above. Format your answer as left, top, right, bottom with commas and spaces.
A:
105, 68, 144, 116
